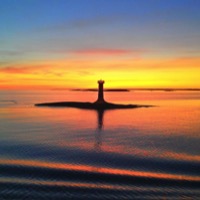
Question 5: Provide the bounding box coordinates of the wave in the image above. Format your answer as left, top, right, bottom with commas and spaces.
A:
1, 142, 200, 177
0, 160, 200, 199
1, 142, 200, 199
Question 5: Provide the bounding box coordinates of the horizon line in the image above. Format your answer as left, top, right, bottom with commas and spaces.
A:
1, 87, 200, 91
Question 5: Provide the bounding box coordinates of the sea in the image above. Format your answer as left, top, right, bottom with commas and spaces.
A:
0, 90, 200, 199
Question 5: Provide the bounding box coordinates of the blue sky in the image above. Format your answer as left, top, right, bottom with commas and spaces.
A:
1, 0, 199, 56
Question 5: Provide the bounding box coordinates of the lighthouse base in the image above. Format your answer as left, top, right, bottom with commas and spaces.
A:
35, 101, 152, 110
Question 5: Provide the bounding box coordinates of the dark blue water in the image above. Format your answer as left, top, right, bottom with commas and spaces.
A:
0, 90, 200, 199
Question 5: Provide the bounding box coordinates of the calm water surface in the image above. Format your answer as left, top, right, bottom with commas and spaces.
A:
0, 90, 200, 199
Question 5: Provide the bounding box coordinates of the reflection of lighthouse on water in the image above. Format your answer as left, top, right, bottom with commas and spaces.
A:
94, 109, 104, 152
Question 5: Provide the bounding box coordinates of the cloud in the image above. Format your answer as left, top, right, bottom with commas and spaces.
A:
41, 15, 122, 31
77, 70, 94, 76
0, 64, 67, 78
1, 65, 50, 75
0, 66, 32, 74
67, 16, 112, 29
166, 56, 200, 69
71, 48, 145, 56
0, 50, 25, 56
0, 61, 10, 66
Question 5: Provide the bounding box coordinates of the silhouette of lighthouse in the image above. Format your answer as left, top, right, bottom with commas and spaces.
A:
96, 80, 105, 103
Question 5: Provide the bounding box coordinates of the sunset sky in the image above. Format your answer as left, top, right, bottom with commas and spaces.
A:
0, 0, 200, 90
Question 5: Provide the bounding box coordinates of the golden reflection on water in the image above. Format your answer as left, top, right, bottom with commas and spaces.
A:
1, 158, 200, 182
1, 99, 200, 161
1, 91, 200, 132
1, 90, 200, 199
1, 91, 200, 163
0, 177, 135, 191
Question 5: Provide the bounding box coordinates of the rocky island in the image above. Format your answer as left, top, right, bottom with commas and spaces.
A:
35, 80, 152, 110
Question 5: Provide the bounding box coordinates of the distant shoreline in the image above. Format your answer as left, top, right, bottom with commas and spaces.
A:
50, 88, 200, 92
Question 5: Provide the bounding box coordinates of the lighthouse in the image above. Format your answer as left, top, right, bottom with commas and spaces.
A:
96, 80, 105, 103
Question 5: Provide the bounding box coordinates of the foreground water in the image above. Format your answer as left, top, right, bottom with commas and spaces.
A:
0, 90, 200, 199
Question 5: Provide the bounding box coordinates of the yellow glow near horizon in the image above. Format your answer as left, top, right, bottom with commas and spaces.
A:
1, 56, 200, 90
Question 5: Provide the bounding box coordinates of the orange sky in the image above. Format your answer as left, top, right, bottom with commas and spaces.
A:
1, 1, 200, 90
1, 54, 200, 90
